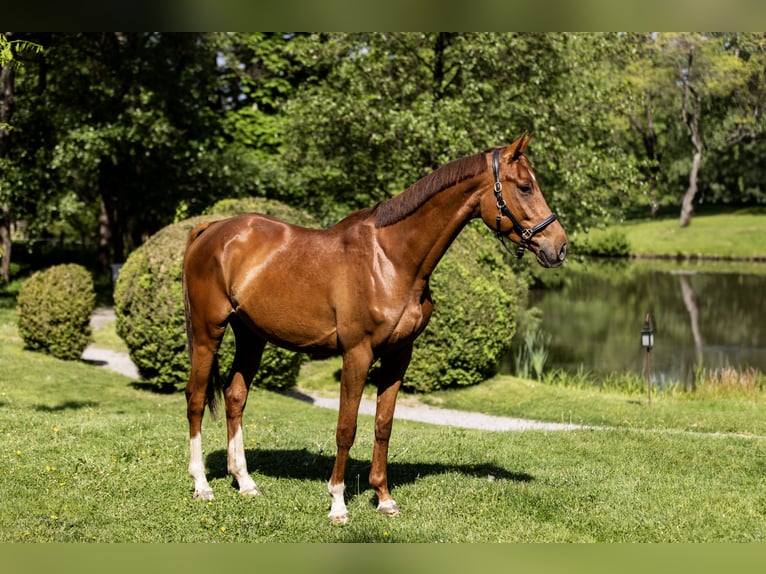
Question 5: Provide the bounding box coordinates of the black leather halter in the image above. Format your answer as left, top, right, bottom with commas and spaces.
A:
492, 148, 558, 259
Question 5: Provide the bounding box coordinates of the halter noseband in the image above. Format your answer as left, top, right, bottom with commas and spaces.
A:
492, 148, 557, 259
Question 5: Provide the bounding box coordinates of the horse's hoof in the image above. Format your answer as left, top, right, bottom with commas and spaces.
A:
193, 489, 214, 501
240, 486, 262, 496
329, 512, 349, 525
377, 500, 401, 516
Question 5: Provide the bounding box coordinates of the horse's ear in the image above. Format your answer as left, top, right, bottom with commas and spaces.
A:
509, 131, 531, 159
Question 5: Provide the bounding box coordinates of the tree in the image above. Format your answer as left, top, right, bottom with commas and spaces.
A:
43, 33, 233, 267
530, 33, 648, 229
703, 33, 766, 206
616, 33, 766, 223
618, 32, 677, 217
3, 33, 316, 278
0, 32, 43, 284
280, 33, 645, 231
0, 35, 15, 283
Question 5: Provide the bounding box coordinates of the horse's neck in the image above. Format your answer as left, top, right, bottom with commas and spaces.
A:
376, 176, 485, 282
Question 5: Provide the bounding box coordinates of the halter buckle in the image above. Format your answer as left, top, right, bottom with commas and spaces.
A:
521, 228, 533, 241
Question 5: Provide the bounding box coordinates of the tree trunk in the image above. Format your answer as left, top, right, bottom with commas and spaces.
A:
0, 202, 11, 284
97, 198, 111, 272
0, 55, 16, 284
97, 160, 127, 270
679, 53, 703, 228
680, 143, 702, 228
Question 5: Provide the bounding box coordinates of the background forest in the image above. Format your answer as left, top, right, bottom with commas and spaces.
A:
2, 32, 766, 281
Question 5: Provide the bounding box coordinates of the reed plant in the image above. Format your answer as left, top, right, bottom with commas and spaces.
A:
513, 328, 550, 381
691, 366, 764, 398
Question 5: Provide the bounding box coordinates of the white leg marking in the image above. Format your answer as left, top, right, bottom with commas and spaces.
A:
377, 498, 401, 516
327, 481, 348, 524
189, 432, 214, 500
228, 424, 261, 495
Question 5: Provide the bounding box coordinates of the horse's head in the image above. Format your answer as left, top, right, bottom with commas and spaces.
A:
479, 133, 568, 268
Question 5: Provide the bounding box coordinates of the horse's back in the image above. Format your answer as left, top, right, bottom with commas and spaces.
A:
183, 212, 365, 351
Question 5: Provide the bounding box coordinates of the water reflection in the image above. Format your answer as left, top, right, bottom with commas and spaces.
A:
524, 259, 766, 385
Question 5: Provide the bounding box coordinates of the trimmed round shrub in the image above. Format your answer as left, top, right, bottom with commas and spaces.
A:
393, 223, 525, 392
16, 263, 96, 361
207, 197, 320, 227
114, 198, 316, 391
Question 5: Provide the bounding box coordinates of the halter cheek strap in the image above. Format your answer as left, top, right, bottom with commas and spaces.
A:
492, 148, 558, 259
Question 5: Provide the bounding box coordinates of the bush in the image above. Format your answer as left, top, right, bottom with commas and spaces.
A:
574, 228, 631, 257
207, 197, 320, 227
16, 263, 96, 361
374, 223, 525, 393
114, 198, 316, 391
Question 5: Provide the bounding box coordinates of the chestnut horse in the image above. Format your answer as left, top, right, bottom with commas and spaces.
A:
182, 133, 567, 523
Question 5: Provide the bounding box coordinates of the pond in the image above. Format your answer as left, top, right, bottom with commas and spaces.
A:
519, 258, 766, 386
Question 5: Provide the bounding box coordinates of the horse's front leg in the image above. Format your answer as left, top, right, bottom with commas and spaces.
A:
328, 344, 374, 524
369, 344, 412, 516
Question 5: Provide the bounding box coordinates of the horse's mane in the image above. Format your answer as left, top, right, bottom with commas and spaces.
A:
374, 152, 487, 228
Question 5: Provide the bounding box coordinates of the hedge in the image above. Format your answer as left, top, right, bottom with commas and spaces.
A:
16, 263, 96, 361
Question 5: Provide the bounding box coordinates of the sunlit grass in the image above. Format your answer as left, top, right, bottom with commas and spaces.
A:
3, 306, 766, 541
605, 207, 766, 259
2, 338, 765, 542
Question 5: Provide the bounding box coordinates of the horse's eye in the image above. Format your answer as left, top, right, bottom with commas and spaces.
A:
518, 184, 532, 194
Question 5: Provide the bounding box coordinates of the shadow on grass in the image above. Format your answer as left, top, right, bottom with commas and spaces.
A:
205, 447, 533, 493
33, 400, 99, 412
129, 381, 178, 395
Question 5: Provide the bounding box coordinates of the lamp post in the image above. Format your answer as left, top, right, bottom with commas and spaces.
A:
641, 313, 654, 406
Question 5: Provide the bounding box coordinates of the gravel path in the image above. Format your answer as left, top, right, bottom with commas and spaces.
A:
85, 309, 589, 432
287, 390, 588, 432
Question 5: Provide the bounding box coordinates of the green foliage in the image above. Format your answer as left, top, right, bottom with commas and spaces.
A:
0, 33, 43, 68
114, 198, 316, 391
15, 263, 95, 360
9, 32, 766, 281
572, 228, 631, 257
387, 224, 525, 392
207, 196, 320, 228
282, 33, 647, 230
616, 33, 766, 219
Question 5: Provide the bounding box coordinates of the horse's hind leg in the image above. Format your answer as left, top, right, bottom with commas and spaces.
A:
186, 325, 225, 501
225, 316, 266, 496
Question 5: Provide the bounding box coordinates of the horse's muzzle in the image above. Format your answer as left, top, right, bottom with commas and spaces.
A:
537, 241, 568, 268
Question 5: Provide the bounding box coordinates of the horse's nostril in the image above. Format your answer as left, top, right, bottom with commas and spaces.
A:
559, 242, 568, 261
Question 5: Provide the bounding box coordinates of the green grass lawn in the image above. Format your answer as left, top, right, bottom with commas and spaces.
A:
2, 310, 765, 542
583, 207, 766, 259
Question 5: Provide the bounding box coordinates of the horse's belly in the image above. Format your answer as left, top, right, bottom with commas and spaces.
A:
233, 298, 339, 353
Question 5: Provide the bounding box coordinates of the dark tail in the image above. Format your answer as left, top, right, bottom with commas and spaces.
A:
206, 356, 224, 420
183, 221, 224, 419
